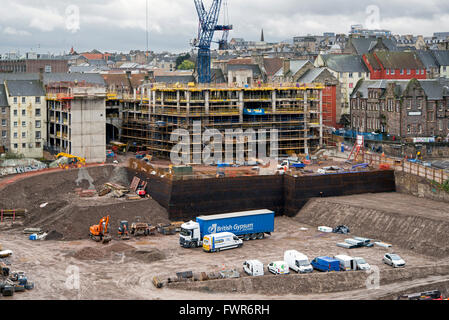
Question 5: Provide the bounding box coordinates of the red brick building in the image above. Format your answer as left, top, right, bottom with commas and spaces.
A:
0, 59, 68, 73
363, 51, 427, 80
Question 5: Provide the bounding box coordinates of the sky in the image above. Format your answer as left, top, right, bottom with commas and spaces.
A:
0, 0, 449, 55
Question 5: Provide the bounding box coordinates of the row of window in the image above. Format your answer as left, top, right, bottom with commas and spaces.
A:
12, 97, 42, 104
385, 69, 425, 76
3, 120, 42, 128
11, 108, 42, 117
11, 142, 42, 149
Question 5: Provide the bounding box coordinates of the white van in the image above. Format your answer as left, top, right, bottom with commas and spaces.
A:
202, 232, 243, 253
284, 250, 313, 273
334, 255, 356, 271
243, 260, 264, 276
267, 261, 289, 275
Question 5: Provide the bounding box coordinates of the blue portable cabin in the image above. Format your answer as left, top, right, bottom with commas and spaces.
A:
196, 209, 275, 239
311, 256, 341, 272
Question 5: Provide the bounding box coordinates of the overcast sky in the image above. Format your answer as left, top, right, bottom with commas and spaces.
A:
0, 0, 449, 55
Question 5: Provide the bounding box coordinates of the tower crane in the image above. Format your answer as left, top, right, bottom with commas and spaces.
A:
193, 0, 232, 83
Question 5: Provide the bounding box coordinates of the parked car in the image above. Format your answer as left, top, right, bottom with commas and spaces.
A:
243, 260, 264, 276
383, 253, 405, 268
311, 256, 340, 272
267, 261, 289, 275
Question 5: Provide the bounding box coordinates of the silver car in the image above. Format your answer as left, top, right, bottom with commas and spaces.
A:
383, 253, 406, 268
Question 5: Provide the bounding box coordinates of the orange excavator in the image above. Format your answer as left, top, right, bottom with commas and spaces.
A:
89, 216, 112, 244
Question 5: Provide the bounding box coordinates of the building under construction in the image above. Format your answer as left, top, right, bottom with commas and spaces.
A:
119, 84, 326, 162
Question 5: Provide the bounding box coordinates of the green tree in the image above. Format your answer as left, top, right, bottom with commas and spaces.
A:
178, 60, 195, 70
175, 53, 191, 69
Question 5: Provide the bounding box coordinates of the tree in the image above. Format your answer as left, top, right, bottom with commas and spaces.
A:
178, 60, 195, 70
175, 53, 191, 69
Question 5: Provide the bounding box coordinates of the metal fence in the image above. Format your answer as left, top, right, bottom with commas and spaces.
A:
364, 153, 449, 184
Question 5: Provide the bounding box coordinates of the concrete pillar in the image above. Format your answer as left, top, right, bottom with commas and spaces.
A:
177, 90, 181, 113
272, 90, 277, 113
238, 90, 244, 123
319, 90, 323, 147
160, 91, 164, 115
186, 91, 191, 118
205, 90, 210, 115
152, 91, 156, 114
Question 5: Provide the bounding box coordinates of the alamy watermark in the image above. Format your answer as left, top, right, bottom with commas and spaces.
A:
65, 5, 80, 34
170, 121, 279, 165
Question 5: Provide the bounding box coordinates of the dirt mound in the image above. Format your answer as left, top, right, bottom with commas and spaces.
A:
107, 242, 135, 253
73, 247, 109, 260
294, 197, 449, 258
127, 249, 166, 263
36, 199, 170, 241
45, 230, 64, 241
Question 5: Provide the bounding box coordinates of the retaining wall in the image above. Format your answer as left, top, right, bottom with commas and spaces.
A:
128, 165, 396, 220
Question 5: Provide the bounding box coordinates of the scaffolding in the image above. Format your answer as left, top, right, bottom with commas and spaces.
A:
121, 84, 325, 162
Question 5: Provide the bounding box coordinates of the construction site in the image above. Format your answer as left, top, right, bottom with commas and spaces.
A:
0, 0, 449, 304
0, 145, 448, 300
120, 84, 327, 162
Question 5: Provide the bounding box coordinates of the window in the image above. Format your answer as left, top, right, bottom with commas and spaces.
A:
358, 72, 362, 77
22, 121, 26, 127
400, 69, 404, 75
35, 97, 41, 104
13, 109, 17, 116
439, 120, 443, 131
35, 120, 41, 128
22, 97, 26, 104
391, 69, 395, 75
35, 109, 41, 117
22, 132, 26, 138
45, 65, 52, 73
13, 144, 18, 149
1, 119, 6, 126
2, 131, 6, 138
22, 109, 26, 116
407, 69, 411, 75
349, 73, 353, 78
13, 121, 17, 128
421, 69, 425, 75
407, 125, 411, 133
418, 124, 422, 134
1, 107, 5, 114
13, 132, 17, 138
35, 142, 41, 148
22, 143, 26, 149
386, 69, 390, 75
13, 97, 17, 104
35, 131, 41, 139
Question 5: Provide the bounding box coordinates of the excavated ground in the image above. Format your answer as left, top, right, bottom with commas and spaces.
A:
1, 165, 449, 300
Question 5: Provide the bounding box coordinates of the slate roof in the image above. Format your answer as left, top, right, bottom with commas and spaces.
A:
349, 37, 398, 55
5, 80, 45, 97
154, 75, 195, 84
431, 50, 449, 66
416, 50, 439, 69
321, 54, 369, 73
419, 79, 449, 100
0, 84, 8, 107
298, 68, 326, 83
374, 51, 424, 69
0, 73, 105, 86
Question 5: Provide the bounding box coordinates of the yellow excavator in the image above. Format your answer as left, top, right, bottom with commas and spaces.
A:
89, 216, 112, 244
56, 153, 86, 168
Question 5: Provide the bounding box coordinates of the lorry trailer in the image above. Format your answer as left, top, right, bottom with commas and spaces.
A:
180, 209, 275, 248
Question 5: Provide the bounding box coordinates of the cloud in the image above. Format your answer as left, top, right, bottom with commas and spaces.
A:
3, 27, 31, 36
0, 0, 448, 53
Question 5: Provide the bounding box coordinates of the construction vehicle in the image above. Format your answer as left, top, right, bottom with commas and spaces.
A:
118, 221, 130, 240
56, 153, 86, 168
131, 222, 156, 236
89, 216, 112, 244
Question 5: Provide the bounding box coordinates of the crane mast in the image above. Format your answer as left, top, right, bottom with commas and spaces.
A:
194, 0, 232, 83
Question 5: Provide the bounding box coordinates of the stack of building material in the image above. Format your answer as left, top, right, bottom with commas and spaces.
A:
76, 189, 97, 198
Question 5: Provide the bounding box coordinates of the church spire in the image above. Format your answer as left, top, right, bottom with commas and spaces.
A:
261, 28, 265, 42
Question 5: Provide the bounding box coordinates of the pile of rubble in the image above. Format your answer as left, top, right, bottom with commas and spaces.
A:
153, 268, 241, 289
0, 247, 34, 297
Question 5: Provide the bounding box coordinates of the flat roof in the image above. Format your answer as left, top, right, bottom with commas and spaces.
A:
197, 209, 274, 221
